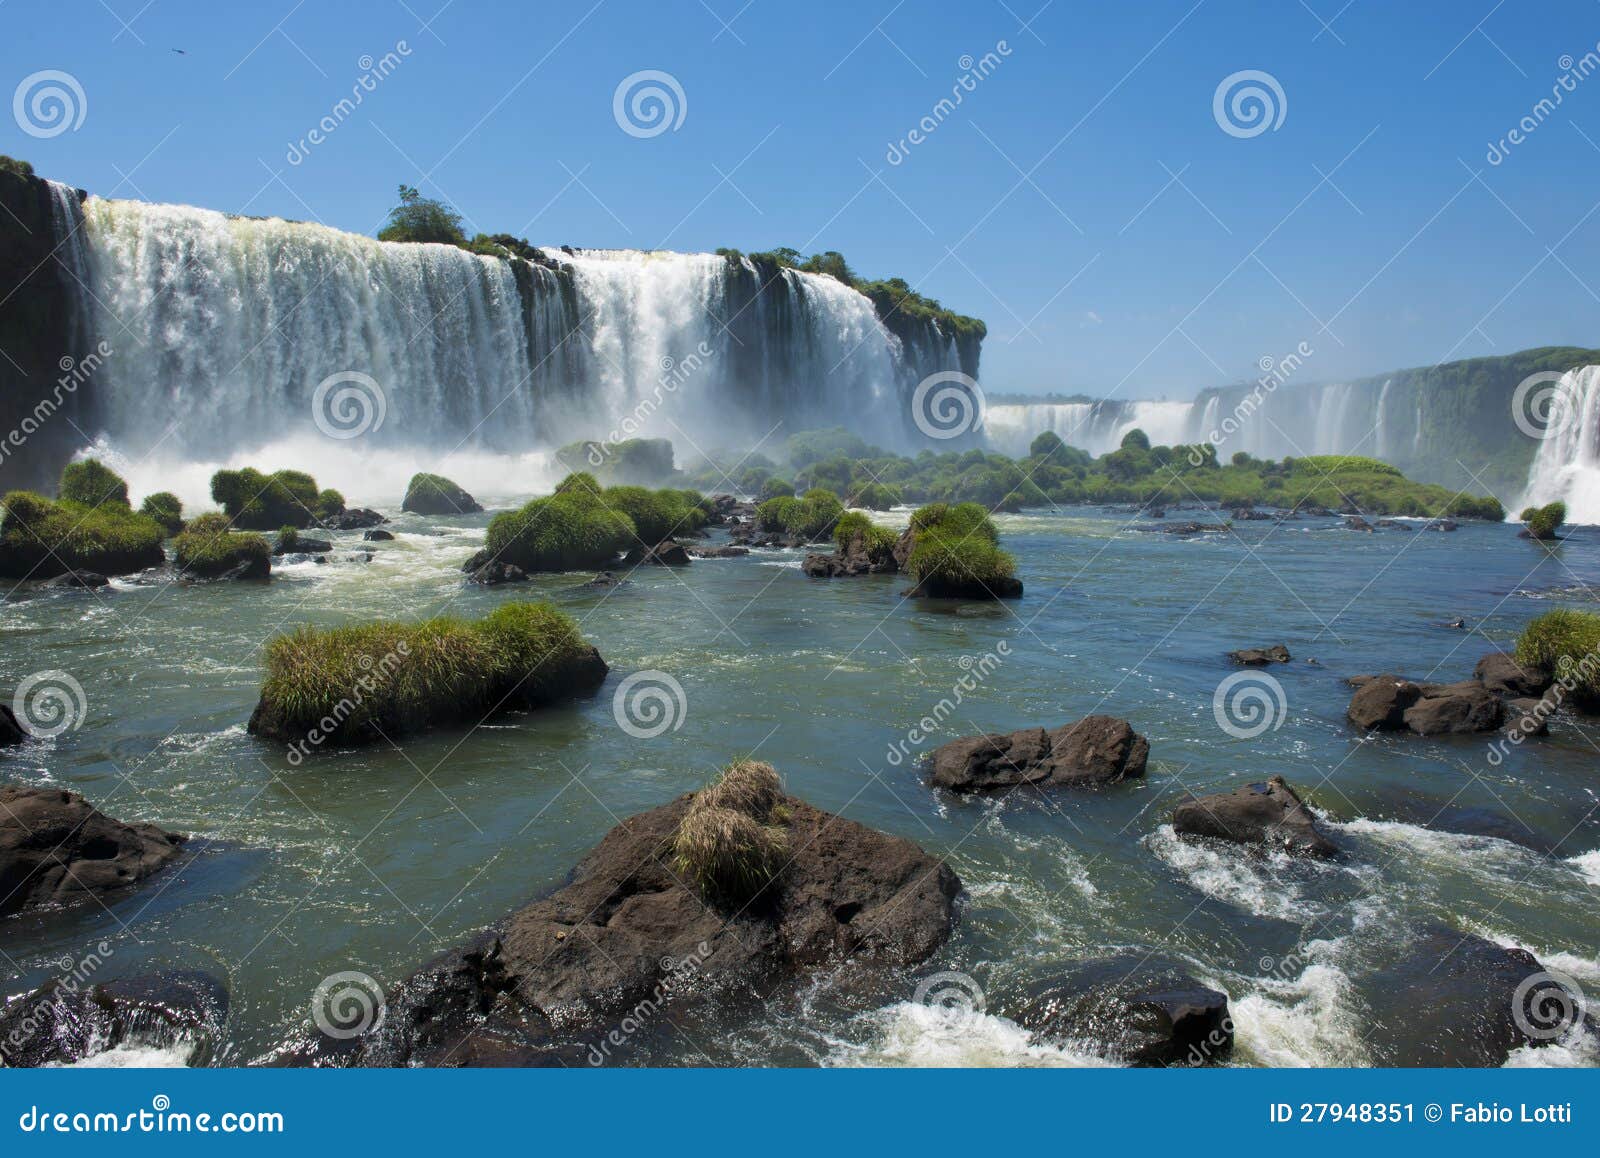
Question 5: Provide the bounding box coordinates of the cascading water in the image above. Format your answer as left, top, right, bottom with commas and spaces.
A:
1518, 365, 1600, 524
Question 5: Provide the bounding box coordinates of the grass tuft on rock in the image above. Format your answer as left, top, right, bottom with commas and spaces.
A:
601, 485, 707, 543
833, 511, 899, 565
1519, 501, 1566, 540
905, 502, 1016, 591
138, 491, 184, 536
483, 474, 637, 571
173, 513, 271, 579
0, 490, 166, 578
59, 459, 130, 509
402, 472, 481, 515
671, 760, 789, 906
756, 488, 843, 541
211, 467, 343, 530
1516, 608, 1600, 709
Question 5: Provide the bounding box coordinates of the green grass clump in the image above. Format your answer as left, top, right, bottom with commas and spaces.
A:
672, 760, 789, 906
0, 490, 166, 578
602, 485, 706, 543
59, 459, 130, 508
1516, 608, 1600, 709
847, 481, 902, 511
211, 467, 342, 529
905, 502, 1015, 590
756, 489, 843, 541
139, 492, 184, 536
833, 511, 899, 566
173, 513, 270, 579
483, 474, 637, 571
1519, 501, 1566, 540
255, 601, 599, 746
759, 477, 794, 501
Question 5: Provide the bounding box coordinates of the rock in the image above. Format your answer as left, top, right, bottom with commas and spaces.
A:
1011, 957, 1233, 1066
1425, 518, 1458, 532
929, 716, 1148, 793
41, 570, 109, 588
1231, 508, 1274, 521
1503, 696, 1552, 736
623, 539, 690, 566
686, 545, 748, 558
363, 528, 396, 541
1344, 515, 1375, 532
1474, 652, 1551, 698
1132, 521, 1231, 536
1347, 675, 1421, 730
321, 508, 387, 530
1402, 680, 1504, 735
1361, 927, 1593, 1066
401, 473, 483, 516
272, 536, 332, 556
1145, 507, 1166, 519
303, 788, 960, 1066
0, 785, 185, 916
467, 561, 529, 586
1, 704, 24, 746
0, 971, 228, 1068
1229, 644, 1290, 665
581, 571, 628, 589
1172, 776, 1336, 857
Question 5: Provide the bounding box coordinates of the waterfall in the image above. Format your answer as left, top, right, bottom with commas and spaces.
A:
1374, 379, 1392, 459
58, 197, 969, 468
1518, 365, 1600, 524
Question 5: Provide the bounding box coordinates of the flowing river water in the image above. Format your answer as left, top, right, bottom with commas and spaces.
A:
3, 504, 1599, 1067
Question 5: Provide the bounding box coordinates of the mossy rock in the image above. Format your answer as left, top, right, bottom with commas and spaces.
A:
173, 513, 271, 579
0, 491, 166, 579
402, 473, 483, 516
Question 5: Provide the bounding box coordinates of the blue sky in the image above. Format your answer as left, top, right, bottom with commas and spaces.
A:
4, 0, 1598, 398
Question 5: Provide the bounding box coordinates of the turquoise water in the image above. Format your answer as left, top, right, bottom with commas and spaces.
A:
3, 507, 1599, 1066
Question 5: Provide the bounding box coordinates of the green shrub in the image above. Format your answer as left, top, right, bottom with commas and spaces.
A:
833, 510, 899, 566
59, 459, 129, 508
253, 600, 601, 747
0, 491, 166, 578
848, 481, 902, 510
672, 760, 788, 905
483, 476, 636, 571
173, 513, 270, 579
602, 485, 706, 543
756, 490, 842, 540
1519, 501, 1566, 539
0, 155, 34, 178
211, 467, 324, 529
1516, 608, 1600, 709
316, 489, 345, 518
139, 492, 184, 535
905, 502, 1014, 590
377, 184, 466, 246
759, 477, 794, 501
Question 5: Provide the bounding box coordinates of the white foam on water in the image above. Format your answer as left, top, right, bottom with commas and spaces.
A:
826, 1003, 1115, 1068
56, 1042, 196, 1068
1229, 959, 1370, 1068
1569, 848, 1600, 888
1145, 824, 1340, 922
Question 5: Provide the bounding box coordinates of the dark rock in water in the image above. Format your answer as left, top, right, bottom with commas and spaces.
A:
0, 785, 185, 916
1343, 515, 1375, 532
272, 536, 331, 556
686, 545, 748, 558
1347, 675, 1421, 730
300, 789, 960, 1066
930, 715, 1148, 793
623, 539, 690, 566
581, 571, 628, 589
401, 474, 483, 516
1425, 518, 1458, 532
1503, 696, 1552, 736
321, 508, 387, 530
1402, 680, 1504, 735
0, 971, 228, 1068
1011, 957, 1232, 1066
1231, 508, 1274, 521
1133, 521, 1231, 536
1362, 926, 1593, 1066
363, 528, 396, 542
1145, 507, 1166, 519
1474, 652, 1551, 698
1440, 617, 1466, 630
0, 704, 24, 746
467, 561, 529, 586
1172, 776, 1336, 857
903, 573, 1024, 599
804, 525, 899, 579
1229, 644, 1290, 665
42, 570, 109, 589
1379, 799, 1555, 854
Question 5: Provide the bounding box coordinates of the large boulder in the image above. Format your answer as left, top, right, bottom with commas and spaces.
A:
929, 716, 1149, 793
1474, 652, 1551, 698
623, 539, 690, 566
402, 473, 483, 516
1346, 675, 1421, 730
1401, 681, 1504, 735
1171, 776, 1336, 857
0, 785, 184, 916
298, 786, 960, 1066
0, 971, 228, 1068
1011, 957, 1233, 1066
321, 507, 388, 530
1, 704, 24, 747
1229, 645, 1290, 665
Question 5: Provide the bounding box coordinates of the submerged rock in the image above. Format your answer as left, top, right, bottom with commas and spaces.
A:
1011, 957, 1233, 1066
929, 716, 1149, 793
0, 785, 185, 916
467, 561, 529, 586
0, 971, 227, 1068
1229, 644, 1290, 665
902, 572, 1024, 599
0, 705, 24, 746
41, 570, 109, 589
686, 545, 749, 558
1172, 776, 1336, 857
363, 528, 395, 542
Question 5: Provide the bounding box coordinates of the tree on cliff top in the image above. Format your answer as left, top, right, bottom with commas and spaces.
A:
378, 184, 466, 246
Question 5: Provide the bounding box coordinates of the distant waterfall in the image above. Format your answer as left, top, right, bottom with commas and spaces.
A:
1518, 365, 1600, 523
59, 197, 972, 462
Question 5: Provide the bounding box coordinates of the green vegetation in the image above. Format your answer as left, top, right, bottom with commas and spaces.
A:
1519, 500, 1566, 540
0, 490, 166, 578
671, 760, 789, 906
847, 481, 902, 511
904, 502, 1016, 593
758, 477, 794, 501
601, 485, 707, 543
483, 473, 636, 571
210, 467, 343, 529
755, 488, 844, 541
0, 155, 33, 179
402, 472, 481, 515
59, 459, 129, 508
1516, 608, 1600, 711
554, 438, 678, 485
173, 513, 270, 579
833, 510, 899, 567
138, 492, 184, 536
254, 601, 600, 748
377, 184, 467, 246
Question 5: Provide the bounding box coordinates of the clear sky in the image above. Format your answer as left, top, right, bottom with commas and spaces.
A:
4, 0, 1598, 399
